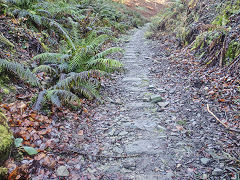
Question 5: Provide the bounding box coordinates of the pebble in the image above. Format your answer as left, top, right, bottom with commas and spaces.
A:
200, 158, 211, 165
108, 129, 115, 136
212, 168, 223, 176
123, 160, 136, 171
148, 84, 155, 89
119, 131, 128, 136
157, 88, 167, 93
113, 147, 123, 154
150, 95, 163, 103
157, 101, 169, 108
202, 174, 208, 179
56, 166, 69, 177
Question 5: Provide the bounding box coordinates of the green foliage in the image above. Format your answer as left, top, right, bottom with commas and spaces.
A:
33, 70, 103, 111
212, 12, 229, 26
33, 65, 56, 74
23, 146, 38, 155
0, 0, 143, 111
33, 53, 70, 64
0, 33, 14, 47
225, 41, 240, 63
0, 59, 40, 86
14, 138, 38, 156
34, 32, 123, 74
149, 0, 187, 38
14, 138, 23, 147
148, 0, 240, 68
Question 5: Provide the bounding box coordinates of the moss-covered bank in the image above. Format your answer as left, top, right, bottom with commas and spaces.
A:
0, 113, 12, 177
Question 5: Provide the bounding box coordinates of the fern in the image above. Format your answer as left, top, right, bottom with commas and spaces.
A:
68, 48, 86, 71
74, 81, 102, 101
33, 53, 70, 63
4, 0, 36, 9
0, 33, 14, 47
58, 63, 69, 73
53, 71, 103, 100
33, 89, 81, 110
54, 71, 102, 90
33, 65, 56, 74
0, 59, 40, 86
33, 90, 46, 111
87, 58, 122, 72
86, 34, 109, 52
46, 18, 76, 51
46, 89, 81, 107
93, 47, 124, 59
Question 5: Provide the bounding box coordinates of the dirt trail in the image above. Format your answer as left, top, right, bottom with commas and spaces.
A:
69, 26, 197, 179
58, 25, 233, 179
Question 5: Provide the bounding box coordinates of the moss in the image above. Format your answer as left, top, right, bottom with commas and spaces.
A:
225, 40, 240, 63
0, 113, 13, 165
0, 167, 8, 177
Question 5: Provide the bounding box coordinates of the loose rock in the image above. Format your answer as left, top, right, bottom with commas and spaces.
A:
56, 166, 69, 177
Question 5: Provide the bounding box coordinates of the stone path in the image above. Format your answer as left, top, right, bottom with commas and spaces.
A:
77, 26, 192, 179
70, 24, 233, 180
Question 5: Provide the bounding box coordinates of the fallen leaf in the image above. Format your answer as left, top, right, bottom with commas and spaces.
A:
78, 130, 84, 136
34, 152, 46, 161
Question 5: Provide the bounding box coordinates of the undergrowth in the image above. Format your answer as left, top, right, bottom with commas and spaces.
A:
147, 0, 240, 68
0, 0, 144, 110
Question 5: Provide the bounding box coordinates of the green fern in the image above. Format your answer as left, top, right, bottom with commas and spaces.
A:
33, 65, 56, 74
54, 71, 102, 90
46, 18, 76, 51
74, 81, 102, 101
4, 0, 36, 9
33, 53, 70, 63
87, 58, 123, 72
33, 89, 81, 110
68, 48, 87, 71
86, 34, 109, 52
0, 59, 40, 86
46, 89, 81, 107
53, 71, 103, 100
93, 47, 124, 59
0, 33, 14, 47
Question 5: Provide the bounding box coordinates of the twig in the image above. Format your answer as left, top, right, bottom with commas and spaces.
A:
207, 104, 240, 133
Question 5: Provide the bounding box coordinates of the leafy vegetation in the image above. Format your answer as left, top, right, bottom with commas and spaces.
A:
0, 0, 144, 110
14, 138, 38, 155
147, 0, 240, 67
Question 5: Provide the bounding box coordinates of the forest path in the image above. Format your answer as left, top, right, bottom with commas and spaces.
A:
75, 26, 198, 179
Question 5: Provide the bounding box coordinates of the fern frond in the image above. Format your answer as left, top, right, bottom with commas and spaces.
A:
49, 92, 61, 107
33, 90, 46, 111
68, 49, 86, 71
58, 63, 69, 73
54, 70, 101, 90
75, 81, 102, 101
33, 53, 70, 63
96, 27, 113, 36
93, 47, 124, 59
33, 65, 56, 74
0, 59, 40, 86
0, 33, 14, 47
29, 13, 42, 26
87, 58, 123, 72
46, 90, 81, 107
46, 18, 76, 51
87, 34, 109, 51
